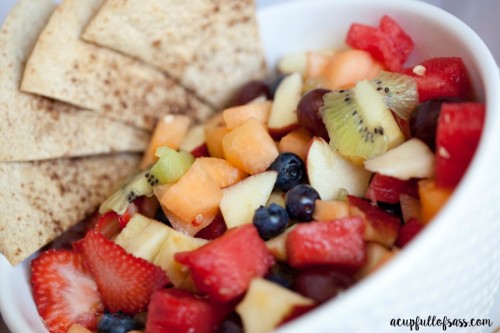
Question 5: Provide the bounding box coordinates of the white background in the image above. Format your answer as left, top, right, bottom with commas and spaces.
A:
0, 0, 498, 332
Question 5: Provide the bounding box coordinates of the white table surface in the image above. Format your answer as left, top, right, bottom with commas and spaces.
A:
0, 0, 499, 332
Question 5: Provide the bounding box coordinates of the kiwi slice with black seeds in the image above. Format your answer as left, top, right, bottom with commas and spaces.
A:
320, 71, 416, 161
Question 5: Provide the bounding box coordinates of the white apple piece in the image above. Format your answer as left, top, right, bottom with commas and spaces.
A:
265, 225, 296, 262
220, 171, 277, 228
267, 72, 303, 134
236, 278, 314, 333
153, 226, 207, 291
306, 137, 372, 200
364, 138, 435, 180
277, 52, 307, 76
179, 124, 205, 152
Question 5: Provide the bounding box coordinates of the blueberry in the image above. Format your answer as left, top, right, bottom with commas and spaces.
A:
268, 152, 306, 191
264, 262, 298, 289
98, 312, 137, 333
253, 203, 289, 240
285, 184, 320, 222
155, 206, 171, 227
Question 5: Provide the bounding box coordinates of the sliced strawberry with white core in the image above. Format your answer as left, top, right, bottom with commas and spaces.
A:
31, 250, 104, 333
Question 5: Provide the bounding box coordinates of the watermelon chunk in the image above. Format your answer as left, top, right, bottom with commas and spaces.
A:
403, 57, 472, 102
146, 289, 229, 333
175, 224, 275, 302
396, 218, 424, 248
435, 102, 485, 188
365, 174, 419, 204
346, 15, 413, 71
286, 217, 366, 268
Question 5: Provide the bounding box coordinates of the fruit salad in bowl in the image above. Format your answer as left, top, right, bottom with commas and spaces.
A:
2, 0, 500, 333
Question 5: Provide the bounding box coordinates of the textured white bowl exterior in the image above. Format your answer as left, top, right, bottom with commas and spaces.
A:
1, 0, 500, 332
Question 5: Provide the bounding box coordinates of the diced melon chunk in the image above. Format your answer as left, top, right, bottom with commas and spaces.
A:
278, 127, 312, 161
223, 118, 279, 175
313, 200, 351, 221
205, 126, 231, 158
223, 101, 272, 129
196, 157, 248, 188
418, 180, 452, 224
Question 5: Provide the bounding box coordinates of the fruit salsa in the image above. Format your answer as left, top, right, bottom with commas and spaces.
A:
30, 15, 484, 333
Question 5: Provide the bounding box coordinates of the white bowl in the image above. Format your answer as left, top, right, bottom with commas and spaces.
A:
2, 0, 500, 332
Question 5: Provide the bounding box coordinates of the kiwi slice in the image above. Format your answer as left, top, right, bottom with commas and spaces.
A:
320, 72, 415, 161
150, 146, 194, 184
99, 170, 154, 215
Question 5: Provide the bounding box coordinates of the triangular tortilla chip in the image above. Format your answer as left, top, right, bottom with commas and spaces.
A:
0, 153, 140, 265
21, 0, 213, 131
0, 0, 149, 162
82, 0, 267, 108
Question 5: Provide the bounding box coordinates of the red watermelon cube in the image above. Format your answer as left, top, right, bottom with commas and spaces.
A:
346, 15, 414, 71
175, 224, 275, 302
396, 218, 424, 248
146, 288, 229, 333
435, 102, 485, 188
286, 217, 366, 269
365, 173, 419, 204
403, 57, 472, 102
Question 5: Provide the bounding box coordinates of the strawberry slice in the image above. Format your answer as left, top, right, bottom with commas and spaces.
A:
31, 250, 104, 333
75, 230, 169, 315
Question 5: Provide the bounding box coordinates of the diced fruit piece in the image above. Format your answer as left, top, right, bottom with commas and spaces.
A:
134, 196, 160, 220
180, 124, 205, 153
400, 193, 422, 223
75, 230, 169, 315
418, 180, 452, 224
313, 200, 351, 221
220, 171, 277, 228
323, 49, 383, 89
95, 211, 121, 239
264, 262, 298, 289
149, 147, 194, 185
223, 101, 272, 129
163, 207, 218, 236
205, 126, 231, 159
296, 88, 330, 140
278, 52, 307, 76
364, 138, 435, 180
267, 73, 303, 137
195, 213, 227, 240
306, 137, 372, 200
68, 324, 93, 333
355, 242, 396, 280
396, 218, 424, 248
97, 313, 138, 333
175, 224, 275, 302
286, 217, 366, 268
236, 278, 314, 333
402, 57, 472, 102
196, 157, 248, 188
306, 51, 333, 79
190, 143, 210, 158
113, 213, 152, 249
146, 289, 227, 333
278, 127, 313, 161
140, 114, 191, 169
265, 226, 296, 262
365, 174, 417, 204
268, 152, 306, 192
99, 170, 154, 215
348, 195, 400, 247
31, 250, 104, 333
320, 74, 406, 161
285, 184, 320, 222
152, 225, 207, 291
161, 159, 223, 228
223, 118, 279, 174
253, 203, 289, 240
292, 266, 354, 304
435, 102, 485, 188
266, 190, 286, 208
233, 80, 271, 106
115, 214, 170, 262
346, 15, 413, 71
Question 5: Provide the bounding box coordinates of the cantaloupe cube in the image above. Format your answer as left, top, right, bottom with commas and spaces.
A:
313, 200, 351, 221
196, 157, 248, 188
306, 51, 333, 79
323, 49, 383, 90
278, 127, 312, 161
140, 114, 191, 169
223, 101, 272, 129
68, 324, 93, 333
222, 118, 279, 175
205, 126, 231, 158
163, 207, 218, 236
161, 160, 223, 227
418, 180, 452, 224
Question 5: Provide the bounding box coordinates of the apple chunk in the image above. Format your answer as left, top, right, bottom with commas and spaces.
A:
220, 171, 278, 228
236, 278, 314, 333
306, 137, 372, 200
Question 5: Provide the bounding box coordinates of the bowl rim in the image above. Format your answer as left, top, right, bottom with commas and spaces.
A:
1, 0, 500, 332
